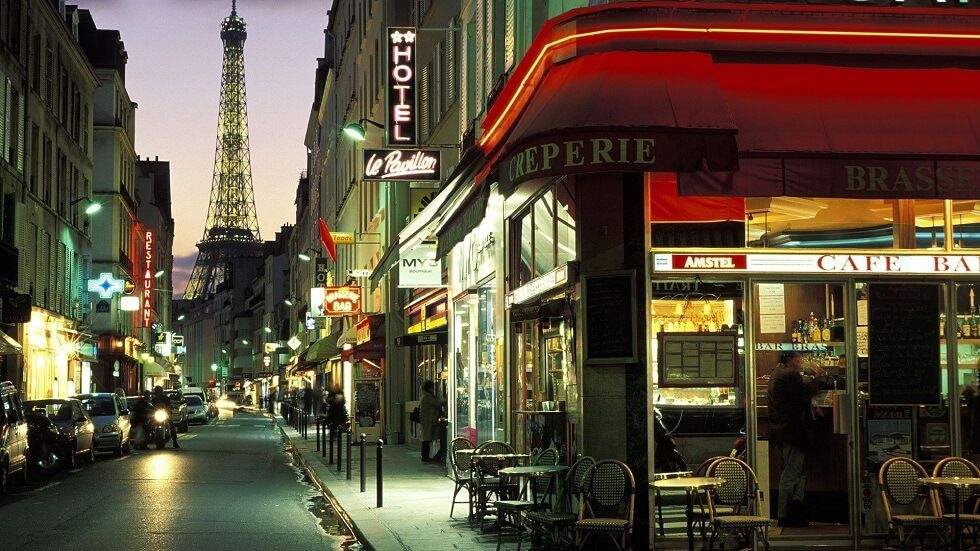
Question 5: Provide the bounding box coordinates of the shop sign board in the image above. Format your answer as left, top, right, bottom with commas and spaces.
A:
173, 335, 184, 347
363, 149, 440, 181
119, 295, 140, 312
386, 27, 417, 146
399, 242, 442, 288
356, 318, 372, 345
450, 228, 495, 292
654, 253, 980, 275
583, 271, 638, 364
142, 230, 154, 328
311, 286, 362, 317
507, 263, 576, 306
332, 233, 355, 244
314, 258, 330, 287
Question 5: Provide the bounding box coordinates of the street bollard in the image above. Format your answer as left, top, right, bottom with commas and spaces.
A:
359, 433, 366, 493
303, 412, 308, 439
327, 426, 333, 461
315, 417, 321, 451
376, 438, 384, 508
337, 429, 343, 473
346, 425, 352, 480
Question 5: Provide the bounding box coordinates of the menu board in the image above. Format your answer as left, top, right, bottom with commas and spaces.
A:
869, 283, 940, 405
583, 272, 637, 363
658, 332, 738, 387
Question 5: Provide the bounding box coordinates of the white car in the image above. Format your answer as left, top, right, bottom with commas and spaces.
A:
184, 395, 209, 424
74, 393, 131, 457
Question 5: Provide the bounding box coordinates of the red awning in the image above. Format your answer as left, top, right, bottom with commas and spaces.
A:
649, 173, 744, 223
496, 50, 739, 192
678, 60, 980, 199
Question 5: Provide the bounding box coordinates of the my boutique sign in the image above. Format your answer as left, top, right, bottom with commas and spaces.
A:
363, 148, 440, 181
387, 27, 417, 146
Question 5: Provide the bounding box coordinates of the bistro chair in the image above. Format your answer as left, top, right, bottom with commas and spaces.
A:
574, 459, 636, 551
687, 455, 731, 540
931, 457, 980, 544
526, 455, 595, 549
473, 441, 518, 528
449, 436, 475, 519
879, 456, 949, 550
493, 447, 561, 550
704, 456, 774, 551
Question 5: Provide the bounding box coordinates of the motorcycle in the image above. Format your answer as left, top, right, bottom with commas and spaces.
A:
150, 407, 172, 450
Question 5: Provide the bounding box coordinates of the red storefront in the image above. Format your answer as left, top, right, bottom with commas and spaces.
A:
466, 2, 980, 549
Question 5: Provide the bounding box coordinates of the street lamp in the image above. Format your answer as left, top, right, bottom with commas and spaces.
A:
210, 363, 218, 373
297, 248, 317, 262
177, 314, 186, 321
70, 196, 102, 215
342, 118, 384, 142
154, 270, 166, 278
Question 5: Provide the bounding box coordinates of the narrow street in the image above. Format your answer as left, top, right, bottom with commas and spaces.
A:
0, 411, 354, 551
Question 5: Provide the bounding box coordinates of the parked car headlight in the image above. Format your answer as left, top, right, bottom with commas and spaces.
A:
102, 424, 117, 433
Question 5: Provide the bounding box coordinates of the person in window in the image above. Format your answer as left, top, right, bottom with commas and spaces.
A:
768, 351, 824, 527
419, 380, 445, 463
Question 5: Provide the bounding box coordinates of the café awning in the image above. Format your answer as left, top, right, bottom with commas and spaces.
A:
678, 60, 980, 199
0, 329, 22, 355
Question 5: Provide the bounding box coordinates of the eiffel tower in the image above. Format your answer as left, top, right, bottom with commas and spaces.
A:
184, 0, 262, 300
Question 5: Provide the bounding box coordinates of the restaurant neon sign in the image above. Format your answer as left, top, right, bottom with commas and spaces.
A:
142, 230, 154, 328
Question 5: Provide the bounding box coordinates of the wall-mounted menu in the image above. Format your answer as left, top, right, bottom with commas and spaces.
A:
869, 283, 940, 405
584, 272, 638, 363
658, 332, 738, 387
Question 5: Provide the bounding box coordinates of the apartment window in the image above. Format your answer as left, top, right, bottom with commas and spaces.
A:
29, 124, 37, 195
1, 193, 14, 244
31, 34, 39, 92
420, 64, 430, 140
44, 47, 53, 108
447, 25, 458, 103
42, 136, 51, 204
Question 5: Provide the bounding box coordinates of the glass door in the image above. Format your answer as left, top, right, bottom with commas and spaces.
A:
751, 281, 852, 540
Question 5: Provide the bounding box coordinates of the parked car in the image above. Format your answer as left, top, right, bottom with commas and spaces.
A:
181, 387, 215, 421
24, 410, 63, 473
74, 393, 131, 457
163, 390, 189, 432
23, 398, 96, 468
184, 395, 208, 425
0, 381, 30, 492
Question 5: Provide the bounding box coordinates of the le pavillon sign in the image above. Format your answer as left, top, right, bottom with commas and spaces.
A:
387, 27, 417, 146
363, 148, 440, 181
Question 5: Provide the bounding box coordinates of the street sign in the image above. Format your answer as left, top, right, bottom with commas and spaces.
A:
348, 269, 372, 278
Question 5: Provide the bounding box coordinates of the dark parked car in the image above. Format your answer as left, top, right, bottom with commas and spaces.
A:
25, 411, 65, 473
23, 399, 96, 468
0, 381, 30, 492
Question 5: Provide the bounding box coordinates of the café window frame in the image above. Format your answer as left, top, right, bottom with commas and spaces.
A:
510, 178, 576, 288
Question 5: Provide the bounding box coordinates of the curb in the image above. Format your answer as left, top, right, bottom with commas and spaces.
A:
278, 423, 371, 550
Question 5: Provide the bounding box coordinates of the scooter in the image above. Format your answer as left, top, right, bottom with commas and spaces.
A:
150, 407, 171, 450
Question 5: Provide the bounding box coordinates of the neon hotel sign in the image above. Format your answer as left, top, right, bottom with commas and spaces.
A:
387, 27, 417, 146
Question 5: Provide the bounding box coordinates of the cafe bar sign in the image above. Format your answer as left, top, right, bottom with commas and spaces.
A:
363, 148, 440, 181
310, 286, 362, 317
654, 253, 980, 275
387, 27, 417, 146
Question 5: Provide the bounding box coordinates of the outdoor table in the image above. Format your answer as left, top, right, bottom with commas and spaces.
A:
651, 476, 726, 551
652, 471, 693, 536
919, 476, 980, 550
470, 453, 531, 529
499, 464, 570, 509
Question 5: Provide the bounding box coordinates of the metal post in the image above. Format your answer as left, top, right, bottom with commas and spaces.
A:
303, 411, 308, 439
346, 423, 352, 480
327, 426, 333, 461
376, 438, 384, 508
359, 433, 366, 492
315, 417, 321, 451
337, 428, 343, 472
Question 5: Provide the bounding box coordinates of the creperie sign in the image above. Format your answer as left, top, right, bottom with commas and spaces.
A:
142, 231, 154, 328
322, 286, 362, 316
655, 253, 980, 274
387, 27, 417, 146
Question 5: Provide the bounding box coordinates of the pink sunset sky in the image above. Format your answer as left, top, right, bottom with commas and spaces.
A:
73, 0, 328, 295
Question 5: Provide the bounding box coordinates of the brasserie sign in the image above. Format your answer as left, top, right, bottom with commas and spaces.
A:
363, 148, 440, 181
387, 27, 417, 146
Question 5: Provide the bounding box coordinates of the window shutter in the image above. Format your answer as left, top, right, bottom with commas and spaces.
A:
0, 78, 7, 164
16, 91, 23, 172
475, 3, 484, 109
420, 64, 430, 140
504, 0, 515, 70
447, 28, 457, 101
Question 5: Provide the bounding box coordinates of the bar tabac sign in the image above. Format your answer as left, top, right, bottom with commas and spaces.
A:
320, 286, 362, 317
387, 27, 417, 146
363, 148, 440, 181
654, 253, 980, 275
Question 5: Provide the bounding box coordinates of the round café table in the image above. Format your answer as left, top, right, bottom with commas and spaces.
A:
652, 476, 726, 551
470, 453, 531, 529
919, 476, 980, 550
499, 464, 570, 507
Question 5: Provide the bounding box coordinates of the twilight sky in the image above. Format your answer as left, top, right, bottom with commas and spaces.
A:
73, 0, 328, 295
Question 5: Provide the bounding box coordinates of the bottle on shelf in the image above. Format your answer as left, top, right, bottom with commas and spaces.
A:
965, 310, 973, 338
821, 317, 832, 342
791, 320, 800, 344
940, 313, 946, 338
971, 307, 979, 338
809, 312, 821, 343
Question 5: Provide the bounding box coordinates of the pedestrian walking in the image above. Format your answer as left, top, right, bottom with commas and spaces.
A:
327, 385, 347, 431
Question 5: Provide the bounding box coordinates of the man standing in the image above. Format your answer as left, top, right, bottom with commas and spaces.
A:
768, 351, 822, 527
419, 380, 445, 463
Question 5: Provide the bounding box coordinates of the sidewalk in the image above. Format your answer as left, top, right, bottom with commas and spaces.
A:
276, 414, 511, 551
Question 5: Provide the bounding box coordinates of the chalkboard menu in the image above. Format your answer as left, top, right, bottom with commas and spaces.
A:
658, 332, 738, 387
869, 283, 940, 405
583, 272, 637, 363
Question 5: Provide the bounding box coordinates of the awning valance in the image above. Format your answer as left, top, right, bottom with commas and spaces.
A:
142, 360, 165, 377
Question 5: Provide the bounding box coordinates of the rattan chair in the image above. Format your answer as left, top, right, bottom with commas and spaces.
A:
526, 456, 595, 549
879, 456, 949, 550
704, 456, 774, 551
449, 436, 475, 519
473, 441, 518, 528
931, 457, 980, 544
574, 459, 636, 551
